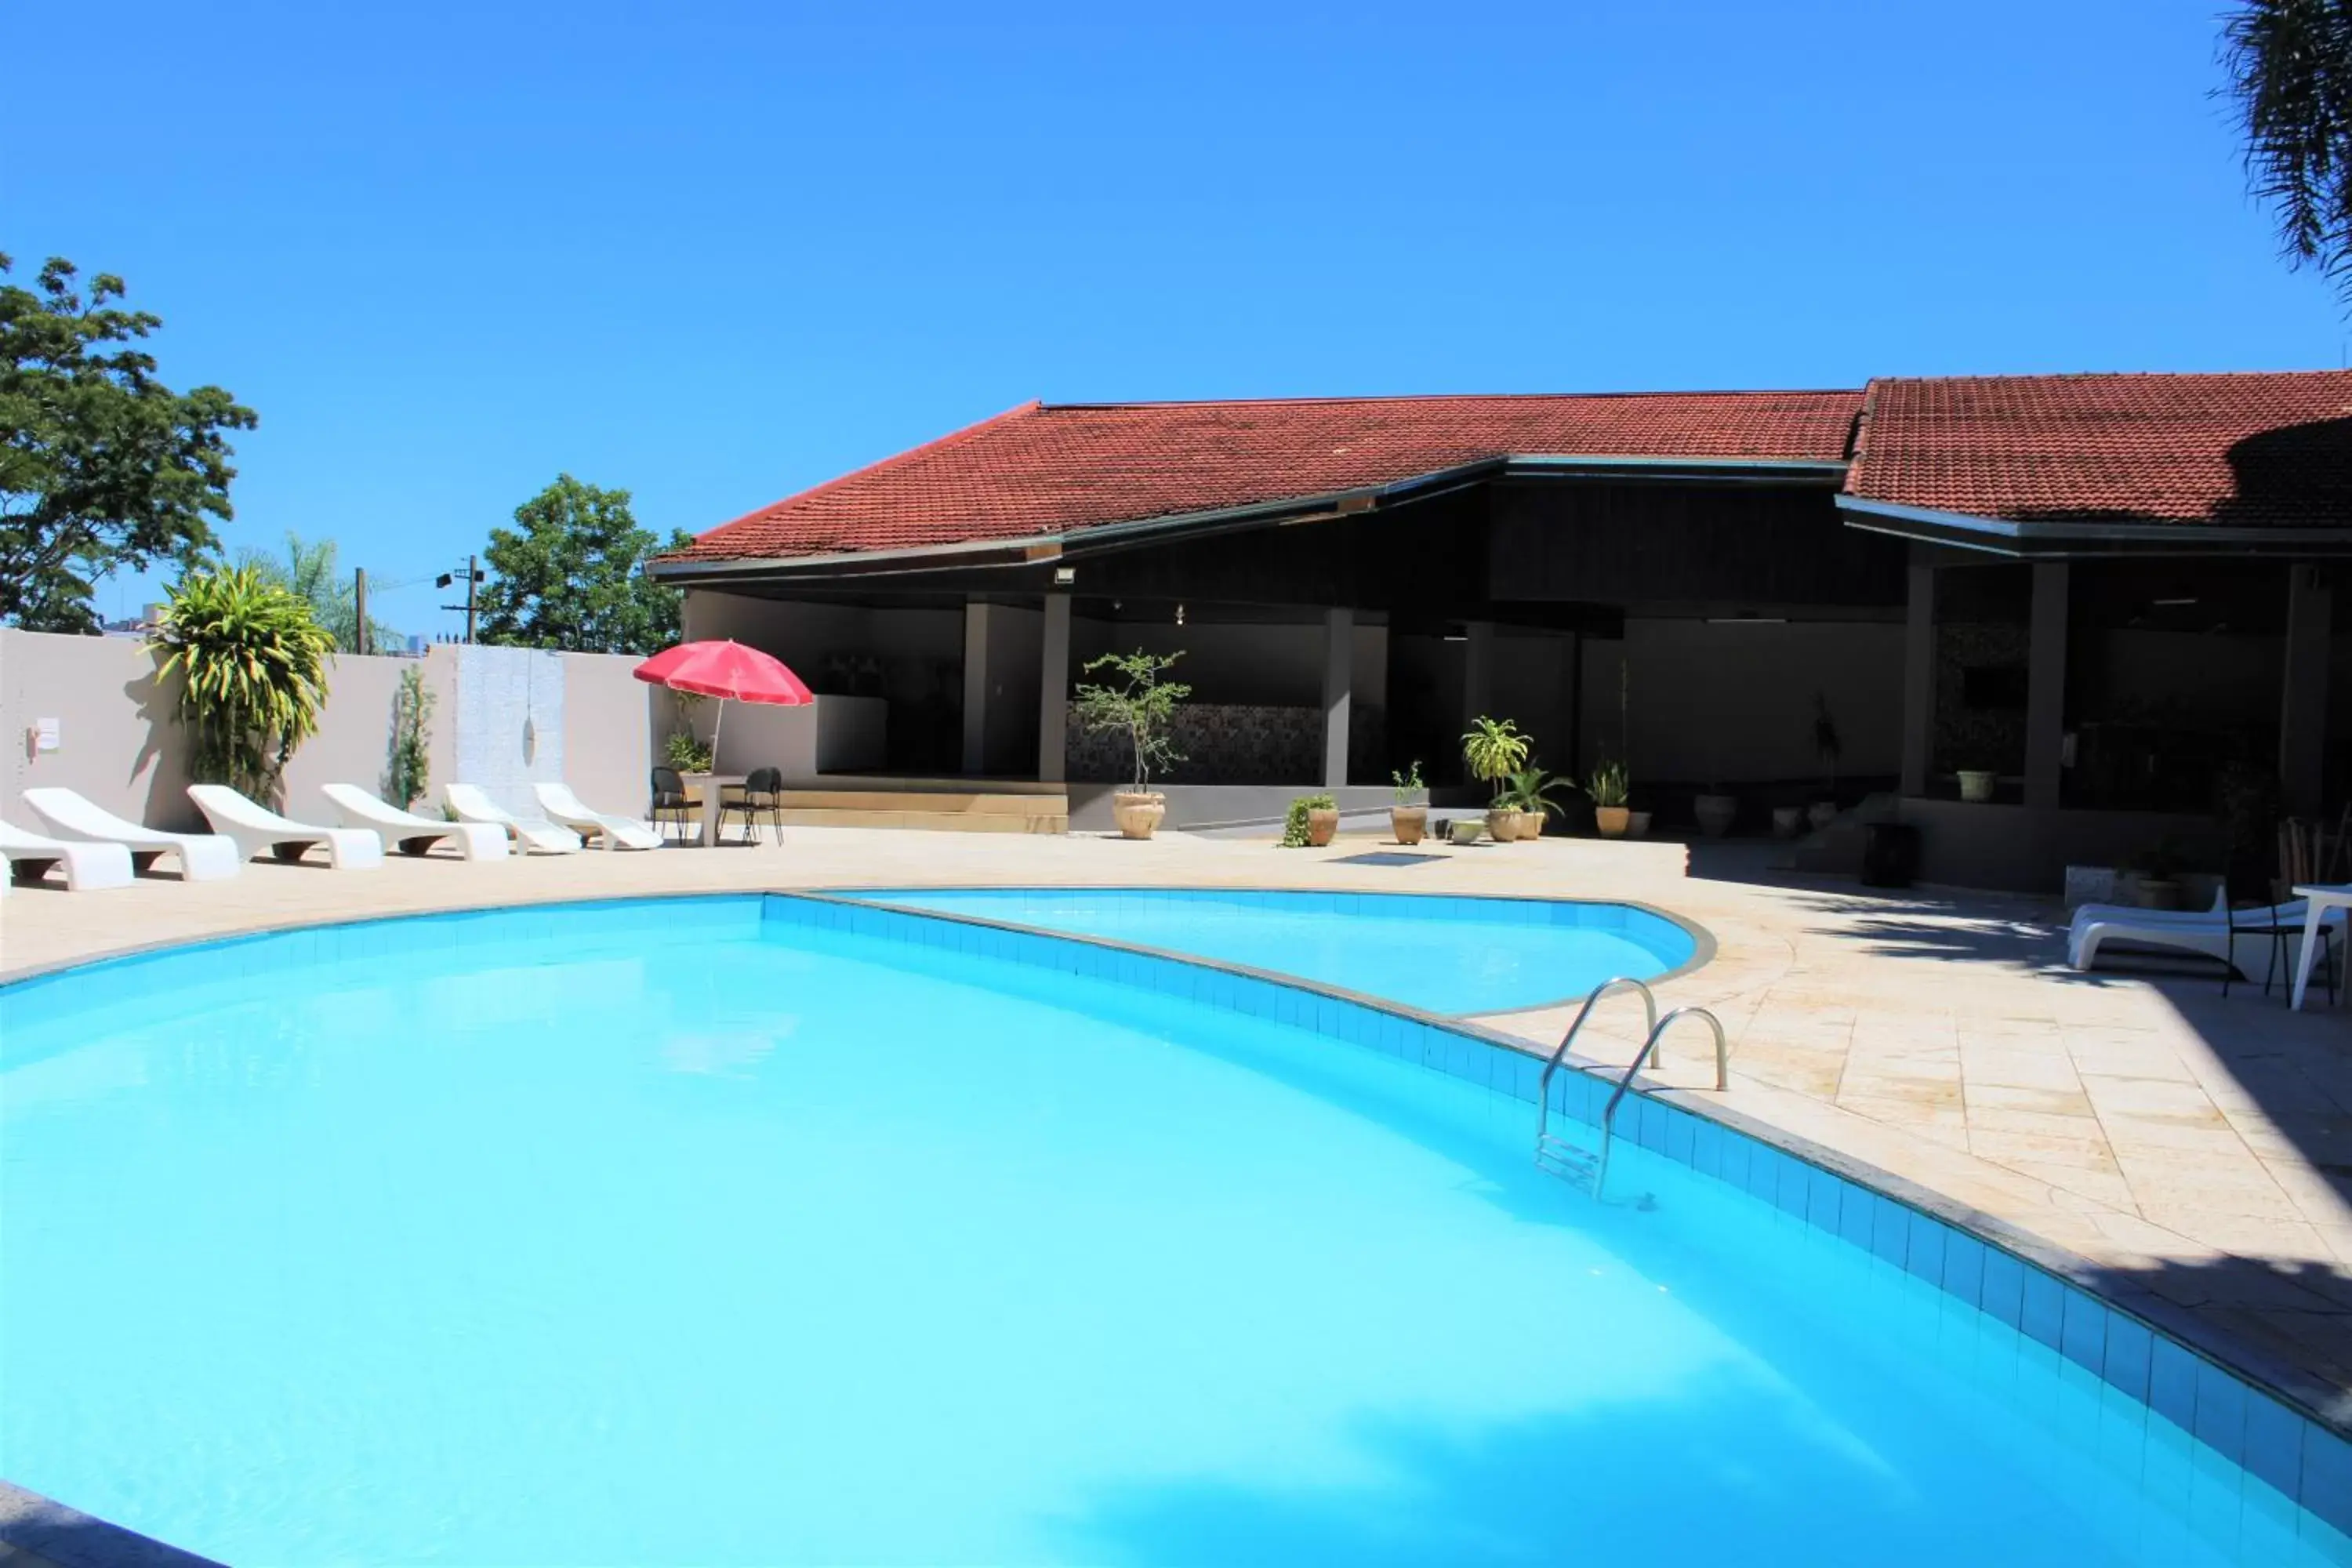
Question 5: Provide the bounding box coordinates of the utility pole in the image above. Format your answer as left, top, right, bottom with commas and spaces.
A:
437, 556, 484, 644
354, 568, 368, 656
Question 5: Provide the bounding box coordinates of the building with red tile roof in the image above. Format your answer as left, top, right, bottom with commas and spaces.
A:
651, 369, 2350, 888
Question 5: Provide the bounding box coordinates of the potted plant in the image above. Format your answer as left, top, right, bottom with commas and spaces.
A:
1461, 716, 1531, 843
2127, 838, 2187, 910
665, 728, 714, 775
1693, 787, 1737, 838
1448, 817, 1485, 844
1074, 649, 1190, 840
1587, 760, 1631, 837
1809, 693, 1842, 830
1281, 793, 1339, 848
1502, 764, 1574, 840
1390, 761, 1428, 844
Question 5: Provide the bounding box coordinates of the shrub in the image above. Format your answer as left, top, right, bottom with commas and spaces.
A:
1279, 793, 1338, 848
154, 564, 335, 802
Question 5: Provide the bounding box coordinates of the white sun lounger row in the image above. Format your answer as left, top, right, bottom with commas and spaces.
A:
4, 780, 670, 892
2067, 884, 2346, 978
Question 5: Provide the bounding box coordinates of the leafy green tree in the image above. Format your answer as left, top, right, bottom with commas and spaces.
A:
477, 475, 691, 655
0, 255, 256, 631
2222, 2, 2352, 305
237, 530, 402, 654
154, 564, 336, 801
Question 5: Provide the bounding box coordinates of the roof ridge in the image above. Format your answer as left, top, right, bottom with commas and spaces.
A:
1867, 368, 2352, 387
699, 400, 1044, 537
1036, 388, 1863, 412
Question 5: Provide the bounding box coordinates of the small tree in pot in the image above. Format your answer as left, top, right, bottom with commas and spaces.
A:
1074, 649, 1189, 839
1461, 717, 1530, 840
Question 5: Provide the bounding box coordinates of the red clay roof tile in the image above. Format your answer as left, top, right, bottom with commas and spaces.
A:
677, 390, 1866, 561
1845, 371, 2352, 528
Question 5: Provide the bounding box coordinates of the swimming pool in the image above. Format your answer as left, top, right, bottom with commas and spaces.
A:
848, 887, 1698, 1013
2, 895, 2344, 1565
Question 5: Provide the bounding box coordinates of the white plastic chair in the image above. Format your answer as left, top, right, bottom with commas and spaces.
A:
532, 782, 663, 850
320, 783, 510, 860
20, 788, 243, 882
188, 785, 385, 870
445, 783, 583, 854
0, 816, 136, 893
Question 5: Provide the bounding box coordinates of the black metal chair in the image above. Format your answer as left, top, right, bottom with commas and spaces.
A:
720, 766, 785, 847
2225, 900, 2336, 1005
650, 766, 696, 844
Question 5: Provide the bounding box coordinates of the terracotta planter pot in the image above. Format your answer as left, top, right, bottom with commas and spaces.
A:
1626, 810, 1652, 838
1513, 810, 1545, 840
1390, 806, 1427, 845
1112, 791, 1165, 840
1306, 807, 1340, 848
1693, 793, 1737, 838
1595, 805, 1631, 837
1485, 808, 1519, 843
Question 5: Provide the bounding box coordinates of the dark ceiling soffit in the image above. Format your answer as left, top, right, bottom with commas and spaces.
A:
1835, 495, 2352, 559
648, 455, 1852, 586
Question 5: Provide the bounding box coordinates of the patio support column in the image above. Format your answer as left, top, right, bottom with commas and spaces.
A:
1037, 590, 1071, 783
1462, 620, 1494, 721
2024, 562, 2070, 811
1900, 551, 1934, 797
2280, 564, 2333, 818
1321, 607, 1352, 789
961, 599, 992, 775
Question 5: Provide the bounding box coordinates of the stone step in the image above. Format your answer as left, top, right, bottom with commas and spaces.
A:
771, 789, 1062, 818
772, 804, 1068, 834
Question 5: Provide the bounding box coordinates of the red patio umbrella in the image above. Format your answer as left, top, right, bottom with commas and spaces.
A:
633, 639, 814, 769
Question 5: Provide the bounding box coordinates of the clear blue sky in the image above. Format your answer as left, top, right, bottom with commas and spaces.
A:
12, 0, 2338, 637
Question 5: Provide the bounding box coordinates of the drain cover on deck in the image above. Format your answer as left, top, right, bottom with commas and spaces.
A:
1329, 851, 1447, 867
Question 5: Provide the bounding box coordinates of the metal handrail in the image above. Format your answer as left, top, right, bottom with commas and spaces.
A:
1533, 977, 1657, 1149
1592, 1006, 1730, 1200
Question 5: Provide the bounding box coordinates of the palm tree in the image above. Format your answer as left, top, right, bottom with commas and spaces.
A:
236, 531, 402, 654
2222, 1, 2352, 304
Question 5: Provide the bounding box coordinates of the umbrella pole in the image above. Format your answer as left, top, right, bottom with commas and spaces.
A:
711, 698, 726, 771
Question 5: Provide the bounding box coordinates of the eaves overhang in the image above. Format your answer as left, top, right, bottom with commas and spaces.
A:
1836, 495, 2352, 559
648, 454, 1852, 587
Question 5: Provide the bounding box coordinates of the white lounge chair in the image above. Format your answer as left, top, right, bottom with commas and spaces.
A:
321, 783, 510, 860
0, 817, 136, 893
2068, 885, 2343, 981
532, 782, 664, 851
445, 783, 583, 854
20, 787, 243, 882
188, 784, 385, 871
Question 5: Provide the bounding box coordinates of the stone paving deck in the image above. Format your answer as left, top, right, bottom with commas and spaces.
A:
5, 825, 2349, 1427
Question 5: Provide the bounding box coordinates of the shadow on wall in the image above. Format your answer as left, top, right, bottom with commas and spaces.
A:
125, 650, 199, 832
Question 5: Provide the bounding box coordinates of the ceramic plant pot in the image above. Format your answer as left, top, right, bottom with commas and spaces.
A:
1693, 793, 1737, 838
1450, 818, 1485, 845
1595, 805, 1631, 838
1112, 791, 1166, 840
1626, 811, 1653, 838
1958, 770, 1996, 804
1306, 807, 1340, 848
1390, 806, 1428, 845
1485, 808, 1519, 843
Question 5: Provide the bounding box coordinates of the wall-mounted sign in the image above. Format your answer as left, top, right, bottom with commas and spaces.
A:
34, 717, 60, 753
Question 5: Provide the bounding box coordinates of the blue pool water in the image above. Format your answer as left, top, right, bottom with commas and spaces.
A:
848, 887, 1696, 1013
2, 897, 2342, 1565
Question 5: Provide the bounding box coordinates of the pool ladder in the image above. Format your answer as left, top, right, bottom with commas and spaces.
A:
1533, 978, 1728, 1201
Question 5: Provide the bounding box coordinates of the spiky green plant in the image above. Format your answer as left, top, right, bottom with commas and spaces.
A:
155, 564, 335, 801
1460, 716, 1530, 804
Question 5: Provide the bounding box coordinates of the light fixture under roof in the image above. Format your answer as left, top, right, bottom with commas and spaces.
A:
2151, 596, 2198, 607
